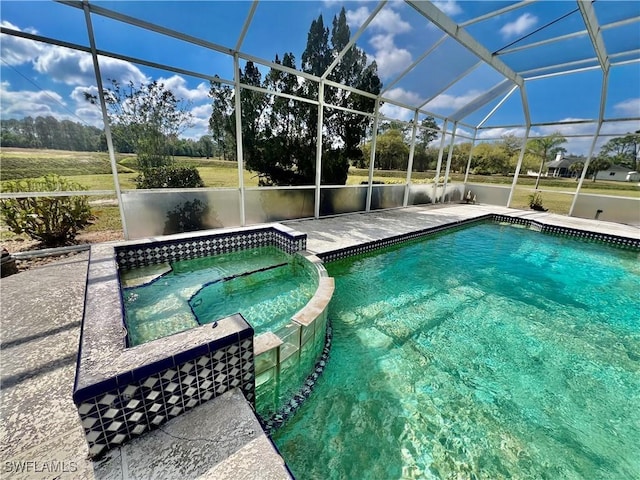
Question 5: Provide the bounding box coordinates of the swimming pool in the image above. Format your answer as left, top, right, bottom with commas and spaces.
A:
121, 246, 317, 346
272, 223, 640, 479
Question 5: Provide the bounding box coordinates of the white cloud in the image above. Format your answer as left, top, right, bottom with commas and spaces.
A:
477, 127, 528, 139
0, 81, 106, 127
0, 21, 46, 66
347, 6, 411, 35
346, 6, 370, 27
384, 87, 424, 105
346, 6, 413, 79
613, 97, 640, 117
433, 1, 462, 17
190, 103, 212, 129
369, 34, 412, 78
371, 9, 412, 34
500, 13, 538, 39
0, 81, 66, 119
73, 106, 104, 127
3, 21, 147, 85
70, 85, 99, 104
158, 75, 210, 102
424, 90, 483, 112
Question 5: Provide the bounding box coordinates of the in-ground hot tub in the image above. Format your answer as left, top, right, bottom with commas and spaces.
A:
73, 224, 333, 458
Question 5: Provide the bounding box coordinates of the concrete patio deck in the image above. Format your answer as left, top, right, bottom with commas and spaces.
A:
1, 204, 638, 479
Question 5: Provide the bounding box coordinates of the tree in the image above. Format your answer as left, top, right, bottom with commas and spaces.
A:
209, 76, 235, 161
86, 80, 193, 171
569, 161, 584, 178
470, 142, 509, 174
599, 133, 639, 170
588, 155, 612, 182
211, 7, 381, 186
415, 117, 439, 154
527, 132, 567, 189
361, 129, 409, 170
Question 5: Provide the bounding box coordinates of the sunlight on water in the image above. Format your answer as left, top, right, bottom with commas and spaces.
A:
273, 224, 640, 480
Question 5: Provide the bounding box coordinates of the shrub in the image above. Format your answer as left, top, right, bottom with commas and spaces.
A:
0, 175, 95, 246
135, 165, 205, 189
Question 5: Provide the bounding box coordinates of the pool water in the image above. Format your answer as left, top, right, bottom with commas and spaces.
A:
121, 246, 316, 346
272, 224, 640, 479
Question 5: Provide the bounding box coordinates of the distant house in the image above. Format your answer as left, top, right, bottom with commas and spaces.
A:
595, 164, 640, 182
545, 154, 582, 178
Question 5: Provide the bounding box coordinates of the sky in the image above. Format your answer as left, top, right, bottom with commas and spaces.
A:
1, 0, 639, 155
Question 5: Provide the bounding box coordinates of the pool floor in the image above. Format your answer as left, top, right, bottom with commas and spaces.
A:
273, 224, 640, 479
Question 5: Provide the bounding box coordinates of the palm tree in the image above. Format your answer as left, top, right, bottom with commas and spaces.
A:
527, 133, 567, 190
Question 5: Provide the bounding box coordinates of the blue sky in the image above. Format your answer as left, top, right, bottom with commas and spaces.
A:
1, 0, 638, 155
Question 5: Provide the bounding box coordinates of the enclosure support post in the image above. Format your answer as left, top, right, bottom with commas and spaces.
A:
433, 119, 448, 204
442, 122, 457, 202
234, 53, 246, 226
314, 82, 325, 219
507, 125, 531, 208
463, 129, 477, 185
403, 110, 420, 207
570, 70, 608, 217
366, 99, 380, 212
82, 1, 129, 239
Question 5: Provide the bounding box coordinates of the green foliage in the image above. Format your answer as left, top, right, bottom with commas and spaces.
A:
471, 142, 510, 175
0, 116, 105, 151
527, 132, 567, 189
86, 80, 193, 171
528, 191, 546, 211
0, 175, 94, 246
361, 129, 410, 170
210, 7, 381, 186
135, 165, 205, 189
598, 133, 639, 170
588, 156, 612, 182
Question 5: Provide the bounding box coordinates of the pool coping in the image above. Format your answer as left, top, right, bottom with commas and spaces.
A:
314, 213, 639, 263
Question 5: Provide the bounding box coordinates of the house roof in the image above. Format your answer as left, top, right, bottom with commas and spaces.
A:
604, 164, 638, 173
546, 158, 576, 169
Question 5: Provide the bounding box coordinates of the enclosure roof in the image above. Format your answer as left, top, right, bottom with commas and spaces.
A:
1, 0, 638, 139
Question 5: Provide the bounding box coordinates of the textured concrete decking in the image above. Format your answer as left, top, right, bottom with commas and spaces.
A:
285, 204, 639, 255
1, 204, 638, 479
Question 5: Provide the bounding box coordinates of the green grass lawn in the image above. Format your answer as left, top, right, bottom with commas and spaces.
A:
1, 148, 637, 240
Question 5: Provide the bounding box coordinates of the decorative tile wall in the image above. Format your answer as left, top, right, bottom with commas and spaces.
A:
492, 214, 640, 249
74, 333, 254, 459
115, 227, 306, 271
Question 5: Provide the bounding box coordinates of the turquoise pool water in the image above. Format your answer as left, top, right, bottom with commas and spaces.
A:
121, 246, 316, 346
272, 224, 640, 479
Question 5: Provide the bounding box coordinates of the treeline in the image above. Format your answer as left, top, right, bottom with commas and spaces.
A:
1, 116, 106, 151
1, 115, 220, 160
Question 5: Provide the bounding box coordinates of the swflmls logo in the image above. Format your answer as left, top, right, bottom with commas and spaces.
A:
4, 461, 78, 473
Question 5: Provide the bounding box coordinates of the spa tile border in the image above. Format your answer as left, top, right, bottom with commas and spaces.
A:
115, 224, 307, 271
317, 214, 638, 263
75, 332, 255, 458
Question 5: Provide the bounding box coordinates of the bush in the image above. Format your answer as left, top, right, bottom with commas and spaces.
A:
135, 165, 205, 189
0, 175, 95, 246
